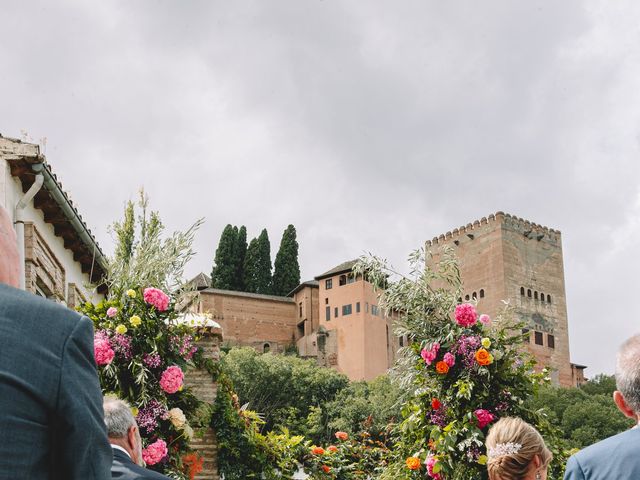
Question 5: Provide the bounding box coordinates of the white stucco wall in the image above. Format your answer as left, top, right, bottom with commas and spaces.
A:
1, 158, 103, 304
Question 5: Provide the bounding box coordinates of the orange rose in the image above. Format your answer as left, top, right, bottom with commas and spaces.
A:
435, 360, 449, 374
335, 431, 349, 441
312, 446, 325, 455
327, 445, 338, 452
475, 348, 492, 366
322, 465, 331, 473
406, 456, 421, 470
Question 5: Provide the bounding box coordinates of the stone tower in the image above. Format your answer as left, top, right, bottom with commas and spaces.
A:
426, 212, 573, 387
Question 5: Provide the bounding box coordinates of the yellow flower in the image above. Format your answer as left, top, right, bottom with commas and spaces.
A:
115, 324, 127, 335
481, 337, 491, 349
129, 315, 142, 327
126, 289, 136, 298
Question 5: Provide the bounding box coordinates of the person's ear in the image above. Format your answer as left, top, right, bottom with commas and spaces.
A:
533, 455, 541, 468
127, 425, 139, 452
613, 391, 637, 419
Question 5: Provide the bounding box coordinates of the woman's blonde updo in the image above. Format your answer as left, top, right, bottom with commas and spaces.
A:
485, 417, 552, 480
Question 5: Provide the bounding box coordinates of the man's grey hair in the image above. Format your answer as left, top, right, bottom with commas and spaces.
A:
103, 395, 137, 438
616, 334, 640, 413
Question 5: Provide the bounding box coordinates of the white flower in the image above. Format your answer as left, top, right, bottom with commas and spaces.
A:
168, 408, 186, 429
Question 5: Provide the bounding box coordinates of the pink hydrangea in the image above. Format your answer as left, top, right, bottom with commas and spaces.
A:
142, 438, 168, 465
455, 303, 477, 327
443, 352, 455, 367
106, 307, 118, 318
94, 334, 115, 366
143, 287, 170, 312
420, 342, 440, 365
479, 314, 491, 325
159, 365, 184, 394
425, 455, 442, 480
474, 409, 495, 429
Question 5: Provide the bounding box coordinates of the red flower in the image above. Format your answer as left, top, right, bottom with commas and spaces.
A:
431, 398, 441, 410
312, 446, 325, 455
335, 431, 349, 441
322, 465, 331, 473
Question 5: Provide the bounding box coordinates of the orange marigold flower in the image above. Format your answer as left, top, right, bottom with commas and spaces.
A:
435, 360, 449, 374
475, 348, 492, 366
406, 456, 421, 470
335, 431, 349, 441
428, 439, 436, 451
327, 445, 338, 452
322, 465, 331, 473
312, 446, 325, 455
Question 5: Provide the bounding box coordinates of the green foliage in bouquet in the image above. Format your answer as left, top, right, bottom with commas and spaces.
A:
353, 248, 569, 480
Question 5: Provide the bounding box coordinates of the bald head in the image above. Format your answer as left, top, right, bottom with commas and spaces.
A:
0, 205, 19, 287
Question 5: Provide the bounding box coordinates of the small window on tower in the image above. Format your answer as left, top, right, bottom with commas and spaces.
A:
547, 294, 552, 304
548, 334, 555, 349
465, 294, 470, 301
356, 302, 361, 313
334, 307, 339, 318
479, 289, 485, 298
520, 287, 525, 296
522, 328, 530, 343
534, 331, 543, 346
472, 292, 477, 300
527, 289, 532, 298
534, 291, 538, 300
326, 279, 333, 290
339, 275, 347, 286
325, 306, 331, 321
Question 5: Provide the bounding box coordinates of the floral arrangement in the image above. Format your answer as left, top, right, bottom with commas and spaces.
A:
354, 249, 567, 480
80, 287, 207, 479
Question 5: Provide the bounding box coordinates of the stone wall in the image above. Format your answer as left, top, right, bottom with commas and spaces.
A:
184, 327, 222, 480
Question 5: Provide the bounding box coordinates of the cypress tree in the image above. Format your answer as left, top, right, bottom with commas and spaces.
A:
211, 224, 238, 290
255, 229, 273, 294
272, 224, 301, 296
243, 237, 260, 293
235, 226, 247, 291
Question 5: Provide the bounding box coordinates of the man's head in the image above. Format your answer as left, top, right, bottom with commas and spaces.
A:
0, 205, 19, 288
103, 396, 144, 466
614, 334, 640, 422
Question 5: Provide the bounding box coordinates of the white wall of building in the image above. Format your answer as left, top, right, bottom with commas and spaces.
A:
1, 159, 103, 303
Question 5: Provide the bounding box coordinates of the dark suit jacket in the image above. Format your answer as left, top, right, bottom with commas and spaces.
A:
564, 426, 640, 479
111, 448, 172, 479
0, 283, 112, 480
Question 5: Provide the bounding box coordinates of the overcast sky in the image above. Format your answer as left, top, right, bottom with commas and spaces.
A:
2, 1, 639, 376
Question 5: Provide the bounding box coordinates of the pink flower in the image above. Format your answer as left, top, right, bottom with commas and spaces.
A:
94, 335, 115, 366
106, 307, 118, 318
443, 352, 455, 367
143, 287, 170, 312
455, 303, 477, 327
425, 455, 442, 480
479, 314, 491, 325
421, 342, 440, 365
142, 439, 168, 465
159, 365, 184, 394
474, 409, 495, 429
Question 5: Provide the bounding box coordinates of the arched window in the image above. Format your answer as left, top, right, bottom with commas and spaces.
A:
263, 343, 271, 353
520, 287, 525, 296
479, 289, 485, 298
534, 291, 538, 300
458, 297, 463, 303
547, 294, 551, 303
465, 294, 470, 301
527, 289, 532, 298
540, 292, 544, 302
472, 292, 477, 300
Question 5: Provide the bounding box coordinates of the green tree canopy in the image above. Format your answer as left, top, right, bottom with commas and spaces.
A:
254, 229, 273, 294
220, 347, 349, 441
211, 224, 238, 290
272, 224, 301, 296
